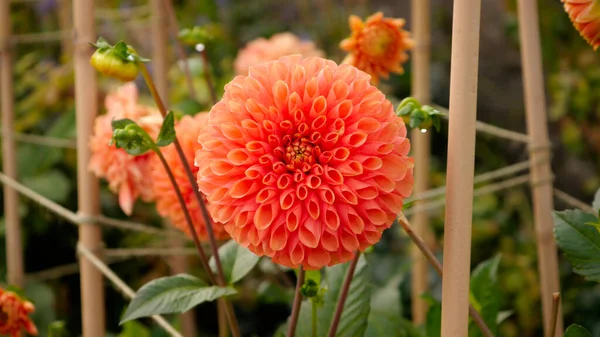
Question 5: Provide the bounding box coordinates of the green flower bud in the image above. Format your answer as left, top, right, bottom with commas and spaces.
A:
90, 38, 149, 82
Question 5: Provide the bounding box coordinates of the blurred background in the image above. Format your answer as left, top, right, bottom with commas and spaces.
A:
2, 0, 600, 336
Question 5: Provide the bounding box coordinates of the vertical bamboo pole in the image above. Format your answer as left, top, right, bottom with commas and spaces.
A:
74, 1, 105, 336
440, 1, 481, 336
1, 0, 24, 289
409, 0, 432, 325
517, 1, 563, 336
151, 2, 198, 335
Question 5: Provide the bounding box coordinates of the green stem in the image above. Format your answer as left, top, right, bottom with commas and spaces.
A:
311, 300, 317, 337
327, 252, 360, 337
287, 267, 305, 337
154, 149, 214, 284
140, 62, 242, 337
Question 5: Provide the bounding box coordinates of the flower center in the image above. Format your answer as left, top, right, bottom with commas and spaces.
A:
284, 136, 316, 173
360, 25, 395, 57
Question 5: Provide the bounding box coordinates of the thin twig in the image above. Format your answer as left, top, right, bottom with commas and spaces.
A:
140, 63, 241, 337
162, 0, 197, 101
553, 189, 594, 213
549, 293, 561, 337
0, 131, 76, 149
287, 268, 306, 337
397, 213, 495, 337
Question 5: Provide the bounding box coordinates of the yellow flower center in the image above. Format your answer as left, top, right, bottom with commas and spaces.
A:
284, 137, 315, 172
360, 25, 396, 58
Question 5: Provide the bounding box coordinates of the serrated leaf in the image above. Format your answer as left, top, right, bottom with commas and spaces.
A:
295, 255, 371, 337
156, 111, 176, 147
563, 324, 593, 337
593, 188, 600, 212
209, 241, 260, 284
553, 210, 600, 282
120, 274, 236, 323
364, 273, 403, 337
468, 255, 502, 337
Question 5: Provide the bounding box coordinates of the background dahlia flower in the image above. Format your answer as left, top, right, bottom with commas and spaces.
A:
0, 288, 38, 337
233, 32, 325, 75
340, 12, 413, 84
89, 83, 162, 215
151, 113, 230, 241
196, 55, 414, 270
562, 0, 600, 50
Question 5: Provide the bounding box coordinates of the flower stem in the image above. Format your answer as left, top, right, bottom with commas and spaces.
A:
287, 267, 306, 337
549, 292, 561, 337
162, 0, 196, 101
327, 252, 360, 337
199, 48, 218, 105
154, 149, 215, 284
311, 300, 317, 337
396, 213, 494, 337
140, 62, 241, 337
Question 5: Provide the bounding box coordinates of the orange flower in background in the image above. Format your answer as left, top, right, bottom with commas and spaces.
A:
196, 55, 414, 270
89, 83, 162, 215
340, 12, 413, 84
0, 288, 38, 337
562, 0, 600, 50
234, 32, 325, 75
151, 113, 230, 241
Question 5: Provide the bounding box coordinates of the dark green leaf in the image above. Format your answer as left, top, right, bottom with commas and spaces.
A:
563, 324, 593, 337
397, 103, 415, 117
423, 294, 441, 337
364, 273, 403, 337
48, 321, 69, 337
112, 124, 157, 156
112, 118, 136, 130
119, 320, 151, 337
468, 255, 501, 337
296, 255, 371, 337
209, 241, 260, 284
409, 110, 426, 129
553, 210, 600, 282
398, 318, 424, 337
21, 170, 71, 203
120, 274, 236, 323
156, 111, 176, 147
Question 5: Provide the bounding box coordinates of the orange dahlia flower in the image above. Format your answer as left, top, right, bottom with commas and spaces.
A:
562, 0, 600, 50
340, 12, 413, 84
151, 113, 229, 241
89, 83, 162, 215
196, 55, 414, 270
0, 288, 38, 337
234, 32, 325, 75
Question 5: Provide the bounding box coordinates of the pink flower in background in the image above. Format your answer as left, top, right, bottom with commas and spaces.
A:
196, 55, 414, 270
562, 0, 600, 50
151, 113, 230, 241
89, 83, 162, 215
234, 32, 324, 75
0, 288, 38, 337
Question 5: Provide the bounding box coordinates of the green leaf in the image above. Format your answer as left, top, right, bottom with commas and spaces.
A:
409, 110, 426, 129
209, 241, 261, 284
119, 320, 151, 337
364, 273, 403, 337
423, 294, 441, 337
593, 188, 600, 213
22, 170, 71, 203
111, 123, 157, 156
112, 118, 136, 130
468, 255, 502, 337
553, 210, 600, 282
563, 324, 593, 337
91, 36, 112, 50
48, 321, 69, 337
120, 274, 236, 323
156, 111, 176, 147
296, 255, 371, 337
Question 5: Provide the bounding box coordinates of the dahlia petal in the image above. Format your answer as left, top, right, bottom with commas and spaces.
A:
321, 230, 341, 252
254, 203, 278, 230
324, 206, 341, 230
299, 218, 321, 248
318, 187, 336, 204
118, 182, 135, 216
280, 189, 296, 210
307, 247, 331, 269
270, 222, 288, 251
324, 166, 344, 185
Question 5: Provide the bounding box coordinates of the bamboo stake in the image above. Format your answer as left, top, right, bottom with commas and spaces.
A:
410, 0, 432, 325
440, 1, 481, 336
1, 0, 24, 289
73, 0, 105, 336
516, 1, 563, 335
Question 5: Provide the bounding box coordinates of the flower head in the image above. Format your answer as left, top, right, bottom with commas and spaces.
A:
89, 83, 162, 215
196, 55, 414, 270
151, 113, 230, 241
562, 0, 600, 50
0, 288, 38, 337
234, 32, 325, 75
340, 12, 413, 84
